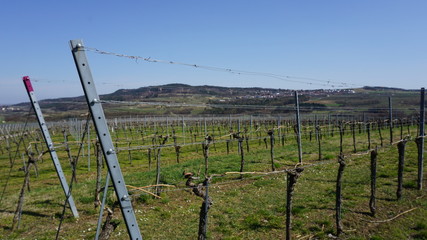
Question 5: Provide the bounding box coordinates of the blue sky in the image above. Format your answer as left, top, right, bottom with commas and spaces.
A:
1, 1, 426, 104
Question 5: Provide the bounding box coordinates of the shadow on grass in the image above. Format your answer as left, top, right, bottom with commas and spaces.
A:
377, 197, 396, 202
0, 209, 49, 218
2, 226, 11, 231
32, 199, 66, 209
350, 210, 373, 216
303, 177, 336, 183
356, 195, 396, 202
309, 206, 335, 211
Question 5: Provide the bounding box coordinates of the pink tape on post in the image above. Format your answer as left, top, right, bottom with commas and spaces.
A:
23, 76, 34, 92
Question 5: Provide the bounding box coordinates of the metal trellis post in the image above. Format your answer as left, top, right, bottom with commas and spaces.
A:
88, 123, 91, 171
295, 91, 303, 164
22, 76, 79, 218
69, 39, 142, 239
418, 87, 425, 190
95, 172, 110, 240
389, 96, 393, 144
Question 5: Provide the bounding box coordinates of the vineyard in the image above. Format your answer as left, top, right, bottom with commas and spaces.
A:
0, 41, 425, 240
0, 107, 426, 239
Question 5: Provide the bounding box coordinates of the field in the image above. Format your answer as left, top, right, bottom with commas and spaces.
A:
0, 110, 426, 239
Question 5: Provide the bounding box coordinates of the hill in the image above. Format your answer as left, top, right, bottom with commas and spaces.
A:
0, 84, 422, 122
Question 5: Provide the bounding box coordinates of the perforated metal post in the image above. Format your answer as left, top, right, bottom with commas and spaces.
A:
22, 76, 79, 218
69, 39, 142, 239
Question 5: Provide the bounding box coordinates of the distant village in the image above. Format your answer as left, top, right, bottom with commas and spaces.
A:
1, 106, 22, 112
235, 88, 356, 99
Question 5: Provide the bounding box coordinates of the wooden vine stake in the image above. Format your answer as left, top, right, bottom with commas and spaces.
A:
238, 136, 245, 178
268, 130, 275, 171
62, 129, 74, 167
147, 148, 152, 170
338, 122, 344, 154
173, 134, 181, 163
335, 154, 346, 237
5, 136, 12, 167
367, 122, 371, 150
369, 148, 378, 216
203, 135, 212, 177
174, 145, 181, 164
316, 125, 322, 160
245, 135, 250, 153
155, 136, 168, 196
194, 133, 199, 153
352, 122, 357, 153
12, 164, 31, 230
94, 140, 103, 207
377, 121, 384, 147
285, 167, 304, 240
127, 141, 132, 164
396, 140, 407, 200
12, 147, 47, 230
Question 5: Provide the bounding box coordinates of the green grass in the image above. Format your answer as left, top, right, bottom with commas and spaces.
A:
0, 122, 426, 239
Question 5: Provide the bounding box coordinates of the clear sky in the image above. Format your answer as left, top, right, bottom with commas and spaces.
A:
1, 0, 426, 105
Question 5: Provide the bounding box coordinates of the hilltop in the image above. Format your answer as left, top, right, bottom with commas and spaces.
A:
0, 84, 422, 122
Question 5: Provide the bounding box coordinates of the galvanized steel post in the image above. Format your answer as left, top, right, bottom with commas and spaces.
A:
22, 76, 79, 218
418, 87, 425, 190
69, 39, 142, 239
389, 97, 393, 144
295, 91, 303, 164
